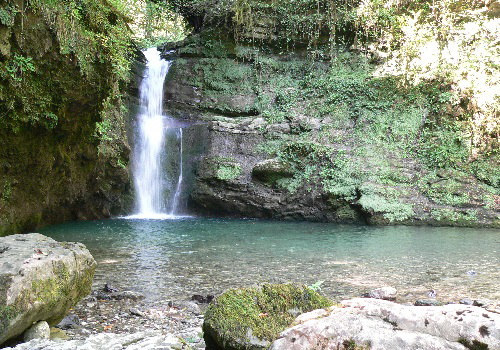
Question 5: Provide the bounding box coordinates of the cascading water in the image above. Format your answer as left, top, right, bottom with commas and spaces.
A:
130, 48, 185, 219
170, 128, 183, 215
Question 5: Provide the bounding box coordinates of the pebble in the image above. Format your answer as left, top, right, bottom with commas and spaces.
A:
459, 298, 474, 305
414, 299, 443, 306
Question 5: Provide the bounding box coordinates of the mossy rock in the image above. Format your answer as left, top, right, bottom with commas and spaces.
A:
0, 233, 96, 345
203, 283, 332, 350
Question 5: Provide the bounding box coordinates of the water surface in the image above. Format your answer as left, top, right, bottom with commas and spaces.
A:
40, 218, 500, 303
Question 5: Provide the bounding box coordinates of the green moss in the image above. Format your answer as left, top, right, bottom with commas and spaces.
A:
458, 338, 489, 350
204, 283, 332, 348
431, 209, 478, 225
217, 164, 242, 181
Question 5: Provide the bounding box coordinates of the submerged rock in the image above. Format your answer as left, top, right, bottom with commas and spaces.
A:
364, 287, 397, 301
0, 233, 96, 345
270, 298, 500, 350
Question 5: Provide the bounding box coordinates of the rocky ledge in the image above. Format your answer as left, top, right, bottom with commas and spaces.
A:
0, 233, 96, 346
271, 298, 500, 350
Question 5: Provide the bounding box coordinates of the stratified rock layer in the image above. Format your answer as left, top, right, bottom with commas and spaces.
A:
270, 298, 500, 350
0, 233, 96, 345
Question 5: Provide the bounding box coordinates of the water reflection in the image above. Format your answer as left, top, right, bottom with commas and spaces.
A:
41, 219, 500, 303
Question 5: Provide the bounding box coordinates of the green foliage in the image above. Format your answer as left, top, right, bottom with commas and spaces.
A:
358, 184, 414, 222
1, 180, 12, 203
431, 208, 478, 225
212, 157, 242, 181
3, 55, 35, 83
418, 126, 468, 169
422, 176, 470, 206
204, 284, 332, 344
470, 157, 500, 189
0, 4, 17, 26
307, 280, 324, 292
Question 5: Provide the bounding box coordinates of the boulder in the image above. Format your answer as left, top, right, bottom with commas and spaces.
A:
0, 233, 96, 345
203, 284, 332, 350
270, 298, 500, 350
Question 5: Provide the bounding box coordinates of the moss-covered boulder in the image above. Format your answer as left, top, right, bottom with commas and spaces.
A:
0, 233, 96, 345
203, 284, 332, 350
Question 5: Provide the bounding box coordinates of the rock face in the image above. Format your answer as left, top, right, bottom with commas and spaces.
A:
0, 233, 96, 345
161, 32, 500, 228
270, 298, 500, 350
0, 0, 133, 236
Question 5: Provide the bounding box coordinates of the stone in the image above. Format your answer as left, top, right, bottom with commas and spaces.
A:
0, 233, 96, 346
56, 314, 81, 330
23, 321, 50, 342
365, 287, 397, 301
129, 308, 145, 317
4, 331, 184, 350
191, 294, 215, 304
473, 299, 493, 307
49, 327, 69, 341
110, 290, 145, 301
252, 159, 293, 183
415, 299, 443, 306
103, 283, 119, 293
459, 298, 473, 305
270, 298, 500, 350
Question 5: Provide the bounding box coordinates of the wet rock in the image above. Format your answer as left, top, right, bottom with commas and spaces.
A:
104, 283, 119, 293
110, 291, 145, 301
270, 298, 500, 350
473, 299, 493, 307
129, 308, 145, 317
364, 287, 397, 301
94, 292, 112, 300
0, 233, 96, 346
427, 289, 437, 298
49, 327, 69, 341
415, 299, 443, 306
191, 294, 214, 304
56, 314, 81, 330
177, 301, 202, 316
23, 321, 50, 342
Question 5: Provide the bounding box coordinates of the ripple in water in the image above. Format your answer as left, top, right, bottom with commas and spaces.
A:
41, 219, 500, 303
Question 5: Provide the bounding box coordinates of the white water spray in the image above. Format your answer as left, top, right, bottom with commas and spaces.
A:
130, 48, 186, 219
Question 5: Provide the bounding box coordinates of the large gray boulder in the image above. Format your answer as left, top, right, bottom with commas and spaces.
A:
4, 332, 185, 350
270, 298, 500, 350
0, 233, 96, 345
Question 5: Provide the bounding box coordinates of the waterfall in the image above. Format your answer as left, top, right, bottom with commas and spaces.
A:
170, 128, 183, 215
130, 48, 185, 219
